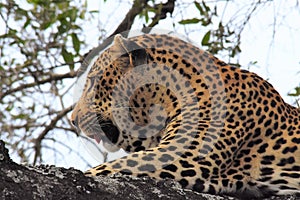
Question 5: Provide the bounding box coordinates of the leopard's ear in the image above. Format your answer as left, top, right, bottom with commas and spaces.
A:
110, 34, 148, 70
112, 34, 133, 55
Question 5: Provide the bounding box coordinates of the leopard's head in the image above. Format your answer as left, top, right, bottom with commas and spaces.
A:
71, 34, 168, 153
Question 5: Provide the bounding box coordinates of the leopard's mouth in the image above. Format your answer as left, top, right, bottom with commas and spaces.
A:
91, 116, 120, 152
100, 122, 120, 144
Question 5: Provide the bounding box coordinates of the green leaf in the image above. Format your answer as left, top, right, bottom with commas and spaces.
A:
57, 1, 69, 10
145, 10, 149, 23
194, 1, 204, 15
79, 1, 88, 19
178, 18, 200, 25
89, 10, 99, 13
12, 113, 28, 120
202, 1, 210, 12
68, 7, 78, 22
201, 30, 211, 46
23, 18, 31, 29
288, 87, 300, 97
61, 46, 74, 70
41, 21, 53, 30
5, 104, 14, 112
71, 33, 80, 54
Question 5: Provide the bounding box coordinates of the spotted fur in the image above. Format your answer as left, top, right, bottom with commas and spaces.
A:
71, 33, 300, 198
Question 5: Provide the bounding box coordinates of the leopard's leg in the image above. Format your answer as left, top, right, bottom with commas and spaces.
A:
85, 143, 271, 197
215, 134, 300, 197
84, 120, 257, 196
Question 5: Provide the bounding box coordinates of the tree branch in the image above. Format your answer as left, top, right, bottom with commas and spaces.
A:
0, 71, 77, 101
148, 0, 175, 27
33, 105, 75, 165
110, 0, 149, 37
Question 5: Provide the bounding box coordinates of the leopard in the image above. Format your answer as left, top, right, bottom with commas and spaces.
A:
71, 33, 300, 198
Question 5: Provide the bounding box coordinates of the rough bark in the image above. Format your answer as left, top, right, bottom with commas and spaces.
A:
0, 140, 299, 200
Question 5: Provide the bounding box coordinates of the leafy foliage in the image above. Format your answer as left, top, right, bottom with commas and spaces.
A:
0, 0, 88, 164
178, 1, 242, 62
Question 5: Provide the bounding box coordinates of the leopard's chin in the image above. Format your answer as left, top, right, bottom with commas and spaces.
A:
101, 139, 120, 152
91, 132, 120, 152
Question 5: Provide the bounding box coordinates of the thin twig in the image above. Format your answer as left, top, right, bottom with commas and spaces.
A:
33, 104, 74, 165
0, 71, 77, 101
